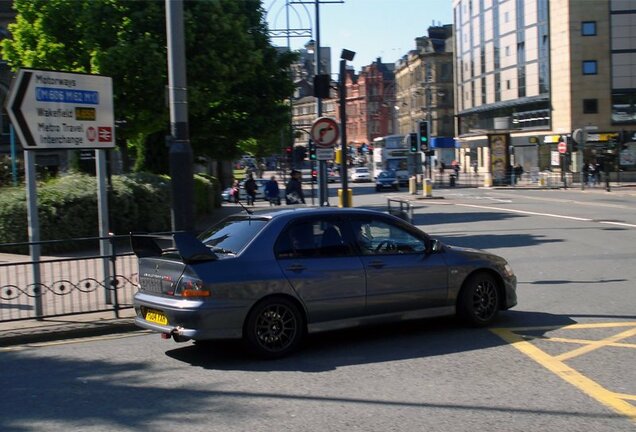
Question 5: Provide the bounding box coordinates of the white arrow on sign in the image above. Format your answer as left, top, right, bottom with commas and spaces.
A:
5, 68, 115, 150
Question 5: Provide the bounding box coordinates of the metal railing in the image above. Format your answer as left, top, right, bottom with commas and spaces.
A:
0, 234, 140, 322
387, 198, 413, 223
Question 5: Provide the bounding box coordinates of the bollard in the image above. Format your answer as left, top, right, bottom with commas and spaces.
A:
338, 188, 352, 207
409, 176, 417, 194
484, 172, 493, 187
423, 178, 433, 197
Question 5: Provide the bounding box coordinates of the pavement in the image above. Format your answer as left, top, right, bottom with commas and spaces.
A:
1, 180, 634, 348
0, 308, 139, 347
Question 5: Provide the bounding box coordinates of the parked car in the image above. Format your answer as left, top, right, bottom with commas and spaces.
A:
350, 166, 371, 182
375, 170, 400, 191
131, 207, 517, 359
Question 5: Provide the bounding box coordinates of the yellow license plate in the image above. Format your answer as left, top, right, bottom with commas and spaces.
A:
145, 309, 168, 326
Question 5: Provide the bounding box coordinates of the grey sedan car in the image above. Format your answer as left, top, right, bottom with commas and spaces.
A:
131, 208, 517, 358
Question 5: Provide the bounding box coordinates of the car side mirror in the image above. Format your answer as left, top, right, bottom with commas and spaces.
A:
426, 238, 440, 255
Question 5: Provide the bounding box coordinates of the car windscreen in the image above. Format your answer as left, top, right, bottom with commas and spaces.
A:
198, 216, 269, 255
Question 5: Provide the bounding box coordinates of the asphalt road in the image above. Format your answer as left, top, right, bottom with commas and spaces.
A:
1, 185, 635, 432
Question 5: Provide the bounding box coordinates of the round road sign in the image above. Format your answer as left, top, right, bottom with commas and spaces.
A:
311, 117, 339, 148
558, 141, 567, 154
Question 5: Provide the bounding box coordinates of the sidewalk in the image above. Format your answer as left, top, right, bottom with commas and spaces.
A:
0, 307, 139, 347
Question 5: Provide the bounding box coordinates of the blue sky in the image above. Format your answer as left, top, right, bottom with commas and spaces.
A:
264, 0, 454, 74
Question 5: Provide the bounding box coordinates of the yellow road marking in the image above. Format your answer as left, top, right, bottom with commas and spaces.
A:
556, 327, 636, 361
535, 335, 636, 349
492, 326, 636, 424
504, 321, 636, 332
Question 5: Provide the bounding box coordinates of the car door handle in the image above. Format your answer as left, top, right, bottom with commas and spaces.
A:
286, 264, 306, 272
368, 260, 385, 269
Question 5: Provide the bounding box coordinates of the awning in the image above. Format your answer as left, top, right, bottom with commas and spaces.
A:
431, 137, 457, 149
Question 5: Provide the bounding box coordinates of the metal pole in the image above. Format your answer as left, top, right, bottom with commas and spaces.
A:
166, 0, 194, 232
25, 150, 42, 319
426, 86, 432, 178
96, 149, 112, 305
315, 0, 328, 206
339, 58, 349, 206
10, 125, 18, 186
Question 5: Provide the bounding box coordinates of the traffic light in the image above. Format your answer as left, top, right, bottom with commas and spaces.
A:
419, 121, 430, 152
308, 139, 317, 161
313, 74, 331, 98
409, 132, 418, 153
621, 130, 629, 150
285, 146, 293, 164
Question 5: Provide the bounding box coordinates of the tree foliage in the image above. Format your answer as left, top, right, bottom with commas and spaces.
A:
1, 0, 295, 172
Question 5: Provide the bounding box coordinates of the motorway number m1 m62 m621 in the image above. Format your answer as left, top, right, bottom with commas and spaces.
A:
144, 309, 168, 326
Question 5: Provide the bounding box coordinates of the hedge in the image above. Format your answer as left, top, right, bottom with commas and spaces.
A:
0, 172, 221, 251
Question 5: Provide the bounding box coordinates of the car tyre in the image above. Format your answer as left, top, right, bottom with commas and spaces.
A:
244, 297, 305, 359
457, 272, 499, 327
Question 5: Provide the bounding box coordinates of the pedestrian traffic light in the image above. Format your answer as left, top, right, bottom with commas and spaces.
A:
308, 139, 317, 160
419, 121, 429, 152
409, 132, 418, 153
285, 146, 293, 164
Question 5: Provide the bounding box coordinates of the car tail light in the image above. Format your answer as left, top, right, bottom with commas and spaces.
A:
176, 274, 210, 298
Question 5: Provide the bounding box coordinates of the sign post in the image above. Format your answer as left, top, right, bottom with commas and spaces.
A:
5, 68, 116, 312
311, 117, 339, 204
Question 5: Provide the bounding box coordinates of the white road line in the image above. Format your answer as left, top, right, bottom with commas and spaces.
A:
458, 203, 636, 227
457, 203, 592, 221
598, 220, 636, 228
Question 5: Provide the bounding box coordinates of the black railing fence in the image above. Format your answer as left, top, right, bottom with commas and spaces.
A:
0, 234, 141, 322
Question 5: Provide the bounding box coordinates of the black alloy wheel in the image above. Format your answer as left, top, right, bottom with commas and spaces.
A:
457, 273, 500, 326
244, 297, 305, 359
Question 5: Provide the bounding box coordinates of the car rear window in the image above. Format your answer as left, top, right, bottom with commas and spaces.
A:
198, 216, 269, 254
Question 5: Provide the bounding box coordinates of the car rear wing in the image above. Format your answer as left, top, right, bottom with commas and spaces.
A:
130, 232, 217, 264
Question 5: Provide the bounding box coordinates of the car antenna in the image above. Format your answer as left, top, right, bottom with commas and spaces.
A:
236, 199, 253, 215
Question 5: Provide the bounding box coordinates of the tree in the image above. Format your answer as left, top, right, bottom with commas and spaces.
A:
1, 0, 295, 172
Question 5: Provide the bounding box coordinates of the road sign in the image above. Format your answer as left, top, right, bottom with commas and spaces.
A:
311, 117, 339, 148
316, 147, 335, 161
5, 68, 115, 150
558, 141, 567, 154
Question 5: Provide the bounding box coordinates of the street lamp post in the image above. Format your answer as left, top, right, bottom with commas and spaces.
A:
339, 49, 355, 207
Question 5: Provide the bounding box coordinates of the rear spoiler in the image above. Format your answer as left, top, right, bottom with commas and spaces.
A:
130, 232, 218, 264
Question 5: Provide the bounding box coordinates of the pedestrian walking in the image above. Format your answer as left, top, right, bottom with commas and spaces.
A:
264, 175, 280, 206
244, 174, 257, 206
285, 170, 305, 205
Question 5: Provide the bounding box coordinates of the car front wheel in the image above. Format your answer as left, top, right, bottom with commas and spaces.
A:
457, 273, 500, 326
244, 297, 305, 359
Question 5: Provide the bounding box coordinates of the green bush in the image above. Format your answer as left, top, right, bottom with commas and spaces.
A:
194, 173, 222, 215
0, 171, 221, 252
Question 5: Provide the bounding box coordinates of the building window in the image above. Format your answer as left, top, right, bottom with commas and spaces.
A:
505, 46, 510, 56
582, 21, 596, 36
583, 99, 598, 114
506, 80, 511, 90
582, 60, 597, 75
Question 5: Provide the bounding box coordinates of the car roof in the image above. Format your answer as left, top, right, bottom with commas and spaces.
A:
231, 207, 393, 222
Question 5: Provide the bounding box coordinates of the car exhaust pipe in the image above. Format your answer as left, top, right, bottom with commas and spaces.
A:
160, 327, 191, 343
